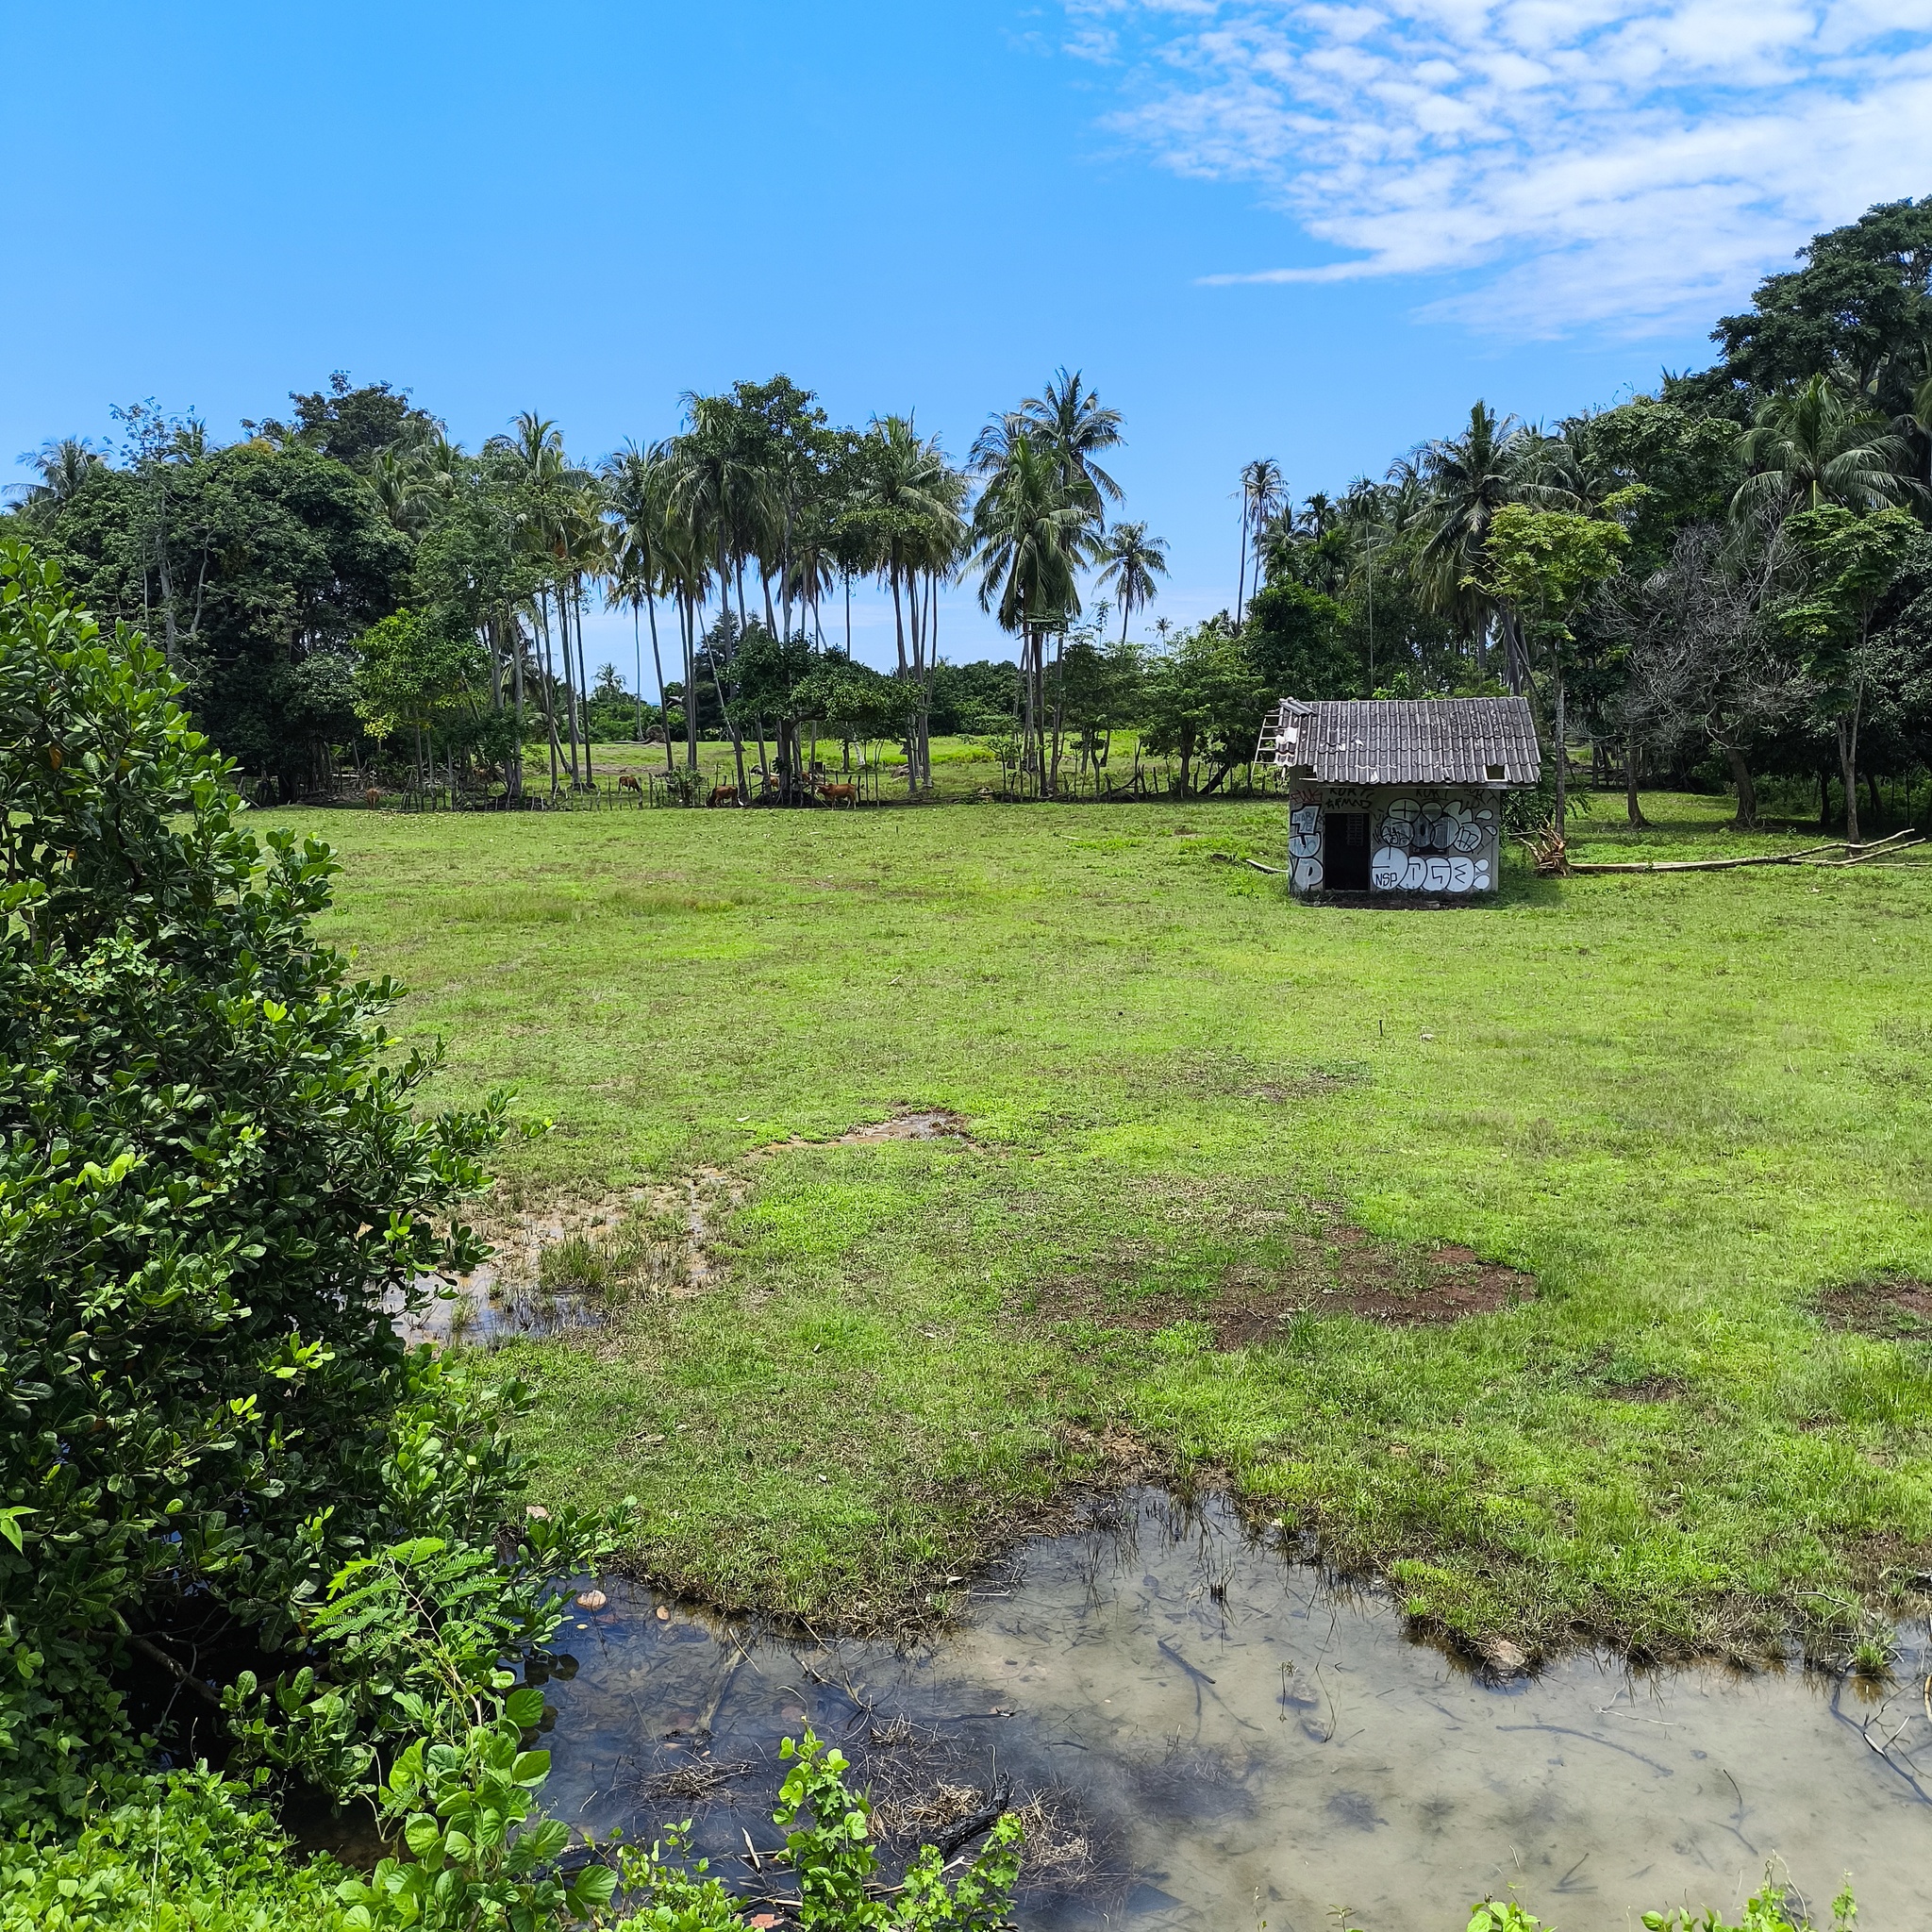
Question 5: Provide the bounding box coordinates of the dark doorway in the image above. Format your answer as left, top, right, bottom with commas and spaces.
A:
1325, 810, 1371, 891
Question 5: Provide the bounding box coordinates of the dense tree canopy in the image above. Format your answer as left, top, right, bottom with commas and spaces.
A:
8, 196, 1932, 822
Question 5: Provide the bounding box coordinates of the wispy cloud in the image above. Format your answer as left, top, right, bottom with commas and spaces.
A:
1068, 2, 1932, 335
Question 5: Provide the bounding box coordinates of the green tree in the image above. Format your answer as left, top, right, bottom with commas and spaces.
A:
1236, 458, 1285, 626
1141, 621, 1267, 795
603, 439, 677, 767
244, 373, 441, 475
1476, 504, 1632, 830
1243, 578, 1357, 701
352, 608, 487, 794
1732, 374, 1919, 520
971, 432, 1095, 794
1776, 505, 1923, 844
1712, 197, 1932, 412
1095, 520, 1169, 641
1414, 403, 1535, 686
0, 541, 593, 1819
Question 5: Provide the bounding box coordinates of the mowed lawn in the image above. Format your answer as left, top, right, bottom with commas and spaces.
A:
297, 789, 1932, 1658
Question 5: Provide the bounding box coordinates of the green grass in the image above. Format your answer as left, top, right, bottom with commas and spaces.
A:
296, 785, 1932, 1658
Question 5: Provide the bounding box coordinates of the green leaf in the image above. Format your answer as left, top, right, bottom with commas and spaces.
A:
569, 1865, 619, 1911
503, 1686, 544, 1729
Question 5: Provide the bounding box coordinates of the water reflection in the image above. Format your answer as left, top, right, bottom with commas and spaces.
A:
534, 1491, 1931, 1929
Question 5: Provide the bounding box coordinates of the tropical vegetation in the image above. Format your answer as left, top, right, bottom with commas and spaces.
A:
14, 200, 1932, 830
7, 194, 1932, 1930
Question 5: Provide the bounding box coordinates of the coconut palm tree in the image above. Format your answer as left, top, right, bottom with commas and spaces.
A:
367, 447, 436, 534
667, 394, 771, 799
657, 495, 713, 774
1412, 402, 1533, 685
972, 431, 1094, 793
15, 436, 106, 508
552, 483, 609, 791
488, 413, 584, 792
839, 418, 966, 790
1733, 373, 1920, 518
603, 441, 677, 770
1017, 369, 1124, 511
1095, 522, 1170, 642
1236, 458, 1286, 625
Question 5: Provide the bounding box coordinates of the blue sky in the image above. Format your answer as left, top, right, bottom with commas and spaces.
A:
7, 1, 1928, 675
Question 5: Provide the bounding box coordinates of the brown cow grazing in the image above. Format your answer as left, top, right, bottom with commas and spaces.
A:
708, 784, 741, 808
617, 773, 643, 797
817, 782, 858, 808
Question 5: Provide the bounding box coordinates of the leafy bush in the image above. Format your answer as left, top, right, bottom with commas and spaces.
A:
0, 1771, 354, 1932
759, 1730, 1021, 1932
0, 540, 613, 1818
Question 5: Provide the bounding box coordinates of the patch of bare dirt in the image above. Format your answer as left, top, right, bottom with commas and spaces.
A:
750, 1108, 978, 1155
1602, 1376, 1687, 1403
1819, 1274, 1932, 1339
1036, 1208, 1534, 1348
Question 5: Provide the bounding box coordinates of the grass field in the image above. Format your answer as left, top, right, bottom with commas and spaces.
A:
294, 781, 1932, 1661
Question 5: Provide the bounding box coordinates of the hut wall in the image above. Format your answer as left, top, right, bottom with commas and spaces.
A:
1288, 784, 1507, 895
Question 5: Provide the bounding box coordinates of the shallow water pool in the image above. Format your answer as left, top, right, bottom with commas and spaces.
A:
534, 1491, 1931, 1929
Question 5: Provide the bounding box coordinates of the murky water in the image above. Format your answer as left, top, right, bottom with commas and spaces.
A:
535, 1492, 1931, 1930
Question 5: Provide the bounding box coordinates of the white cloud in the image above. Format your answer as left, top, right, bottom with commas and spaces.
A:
1069, 1, 1932, 334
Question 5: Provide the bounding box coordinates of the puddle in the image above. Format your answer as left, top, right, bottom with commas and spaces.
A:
531, 1491, 1931, 1930
388, 1180, 727, 1346
391, 1117, 973, 1348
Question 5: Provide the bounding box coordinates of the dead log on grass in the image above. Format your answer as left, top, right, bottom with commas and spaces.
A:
1538, 826, 1921, 876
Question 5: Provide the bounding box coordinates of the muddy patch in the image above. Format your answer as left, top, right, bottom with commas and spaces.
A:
1819, 1274, 1932, 1339
397, 1113, 974, 1347
1037, 1208, 1534, 1347
392, 1175, 733, 1346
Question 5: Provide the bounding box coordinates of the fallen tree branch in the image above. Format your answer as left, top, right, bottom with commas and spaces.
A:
1808, 833, 1924, 868
934, 1776, 1014, 1859
1566, 827, 1919, 875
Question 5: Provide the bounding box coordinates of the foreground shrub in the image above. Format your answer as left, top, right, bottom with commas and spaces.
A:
0, 539, 618, 1818
0, 1772, 354, 1932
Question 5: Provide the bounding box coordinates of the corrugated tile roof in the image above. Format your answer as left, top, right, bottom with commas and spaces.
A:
1264, 697, 1541, 786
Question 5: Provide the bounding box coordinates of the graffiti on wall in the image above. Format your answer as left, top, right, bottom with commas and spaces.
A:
1289, 803, 1323, 891
1370, 796, 1494, 891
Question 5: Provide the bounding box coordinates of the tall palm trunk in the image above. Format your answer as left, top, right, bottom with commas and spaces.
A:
632, 603, 644, 742
508, 608, 525, 799
1048, 626, 1066, 797
1236, 504, 1248, 627
574, 576, 594, 791
1019, 622, 1037, 794
924, 573, 940, 790
680, 593, 699, 772
556, 584, 582, 789
645, 592, 674, 775
537, 592, 560, 795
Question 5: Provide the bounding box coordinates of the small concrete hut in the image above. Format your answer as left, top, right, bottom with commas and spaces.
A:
1258, 696, 1541, 897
